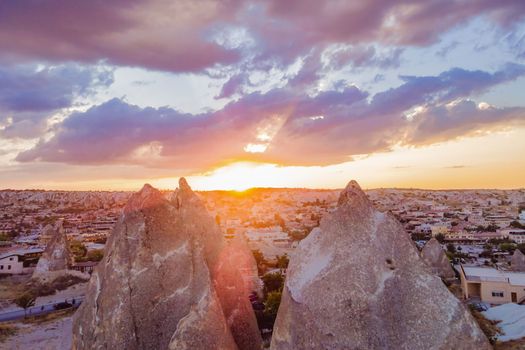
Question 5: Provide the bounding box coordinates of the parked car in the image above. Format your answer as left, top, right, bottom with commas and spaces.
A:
54, 302, 73, 310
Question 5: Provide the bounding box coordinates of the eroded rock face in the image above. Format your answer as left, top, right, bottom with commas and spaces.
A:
33, 223, 71, 280
73, 179, 261, 350
223, 235, 262, 297
511, 249, 525, 272
421, 238, 456, 280
271, 180, 490, 350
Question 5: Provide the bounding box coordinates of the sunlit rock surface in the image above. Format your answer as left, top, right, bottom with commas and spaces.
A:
511, 249, 525, 272
271, 180, 490, 350
33, 223, 71, 281
73, 179, 261, 350
421, 237, 456, 280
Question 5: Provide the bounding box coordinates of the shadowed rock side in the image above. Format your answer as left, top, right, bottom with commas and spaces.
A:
421, 237, 456, 280
271, 180, 491, 350
33, 223, 71, 280
511, 249, 525, 272
73, 179, 261, 350
214, 236, 263, 350
223, 235, 262, 297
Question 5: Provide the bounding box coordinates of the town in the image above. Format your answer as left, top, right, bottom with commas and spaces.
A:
1, 186, 525, 347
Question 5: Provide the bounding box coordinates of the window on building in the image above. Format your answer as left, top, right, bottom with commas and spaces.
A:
491, 291, 504, 297
0, 265, 3, 270
9, 257, 13, 261
7, 265, 11, 270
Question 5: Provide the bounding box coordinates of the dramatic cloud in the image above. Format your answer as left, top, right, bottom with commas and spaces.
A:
3, 1, 525, 182
0, 63, 113, 139
1, 0, 524, 75
16, 65, 525, 169
0, 64, 113, 113
406, 100, 525, 145
246, 0, 525, 66
0, 0, 242, 72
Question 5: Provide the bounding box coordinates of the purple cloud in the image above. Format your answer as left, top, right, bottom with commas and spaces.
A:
0, 0, 242, 72
15, 64, 525, 169
0, 63, 113, 139
1, 0, 524, 76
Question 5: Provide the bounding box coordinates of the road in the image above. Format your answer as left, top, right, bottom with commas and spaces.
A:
0, 296, 85, 322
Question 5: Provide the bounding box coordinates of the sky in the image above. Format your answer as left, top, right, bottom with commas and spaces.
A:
0, 0, 524, 191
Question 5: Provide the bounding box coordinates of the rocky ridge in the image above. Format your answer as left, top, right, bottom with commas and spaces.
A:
32, 223, 71, 281
270, 180, 491, 350
72, 179, 261, 350
511, 249, 525, 272
421, 237, 456, 280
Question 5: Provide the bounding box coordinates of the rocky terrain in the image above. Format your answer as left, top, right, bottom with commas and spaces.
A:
511, 249, 525, 272
32, 224, 71, 282
271, 180, 491, 350
72, 179, 261, 350
421, 237, 456, 280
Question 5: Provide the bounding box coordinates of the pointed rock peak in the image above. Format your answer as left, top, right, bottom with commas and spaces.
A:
125, 183, 164, 213
175, 177, 201, 206
178, 177, 192, 193
337, 179, 371, 208
425, 237, 440, 247
512, 248, 525, 272
138, 183, 156, 194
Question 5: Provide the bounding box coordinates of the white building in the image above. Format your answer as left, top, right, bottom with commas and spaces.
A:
503, 229, 525, 244
0, 253, 23, 274
519, 210, 525, 223
0, 248, 43, 274
245, 227, 289, 244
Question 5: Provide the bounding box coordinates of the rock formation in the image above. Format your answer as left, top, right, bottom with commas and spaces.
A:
223, 235, 262, 297
511, 249, 525, 272
33, 223, 71, 281
421, 237, 456, 280
271, 180, 490, 350
73, 179, 261, 350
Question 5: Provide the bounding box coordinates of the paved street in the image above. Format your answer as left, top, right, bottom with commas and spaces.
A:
0, 296, 84, 322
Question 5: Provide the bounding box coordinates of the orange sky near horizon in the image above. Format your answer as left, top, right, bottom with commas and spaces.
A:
13, 127, 524, 192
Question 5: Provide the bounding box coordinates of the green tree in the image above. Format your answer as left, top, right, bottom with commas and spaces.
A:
510, 220, 525, 229
499, 243, 516, 252
14, 293, 36, 318
252, 249, 267, 275
435, 233, 446, 244
276, 254, 289, 270
262, 271, 284, 296
446, 243, 456, 254
264, 290, 282, 318
70, 240, 87, 262
86, 249, 104, 262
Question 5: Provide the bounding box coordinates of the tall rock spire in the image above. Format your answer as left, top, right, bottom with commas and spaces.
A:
511, 249, 525, 272
33, 222, 71, 281
73, 180, 261, 350
421, 237, 456, 280
271, 180, 490, 350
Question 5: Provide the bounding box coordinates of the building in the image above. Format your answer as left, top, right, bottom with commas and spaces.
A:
245, 227, 289, 244
0, 253, 23, 274
0, 248, 43, 274
71, 261, 98, 274
502, 228, 525, 244
519, 210, 525, 223
458, 265, 525, 304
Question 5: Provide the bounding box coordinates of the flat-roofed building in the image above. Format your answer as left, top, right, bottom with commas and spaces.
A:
458, 265, 525, 304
